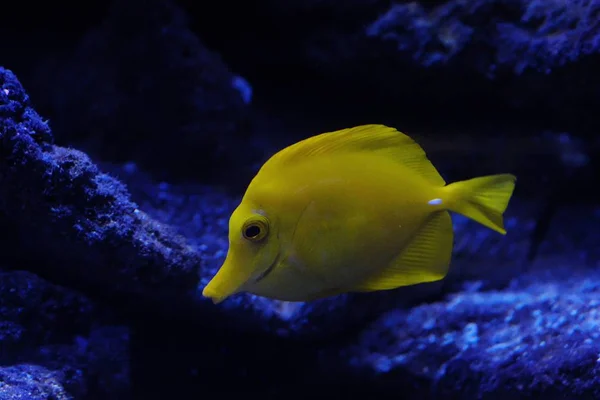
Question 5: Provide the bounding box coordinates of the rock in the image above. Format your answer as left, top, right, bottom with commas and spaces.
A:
364, 0, 600, 74
29, 0, 256, 183
0, 270, 95, 360
0, 364, 78, 400
0, 269, 129, 399
0, 66, 203, 323
188, 0, 600, 138
340, 267, 600, 399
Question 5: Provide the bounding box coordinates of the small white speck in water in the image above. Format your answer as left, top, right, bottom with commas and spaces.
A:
428, 198, 443, 206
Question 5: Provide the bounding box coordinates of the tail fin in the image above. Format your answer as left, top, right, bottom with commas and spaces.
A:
444, 173, 516, 234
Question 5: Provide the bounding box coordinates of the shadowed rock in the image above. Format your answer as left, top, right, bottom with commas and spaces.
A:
337, 267, 600, 399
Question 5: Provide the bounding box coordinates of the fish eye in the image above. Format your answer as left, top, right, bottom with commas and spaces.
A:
245, 225, 261, 238
242, 217, 269, 242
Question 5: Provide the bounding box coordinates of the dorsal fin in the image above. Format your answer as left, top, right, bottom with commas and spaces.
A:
262, 124, 445, 186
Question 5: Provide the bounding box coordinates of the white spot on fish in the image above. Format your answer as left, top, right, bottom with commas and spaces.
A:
3, 89, 9, 95
428, 198, 443, 206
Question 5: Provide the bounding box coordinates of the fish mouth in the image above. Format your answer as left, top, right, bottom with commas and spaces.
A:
202, 253, 281, 304
202, 286, 228, 305
202, 254, 251, 304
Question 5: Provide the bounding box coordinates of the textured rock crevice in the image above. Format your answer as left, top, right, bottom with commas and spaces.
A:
340, 268, 600, 399
0, 268, 129, 399
0, 66, 202, 320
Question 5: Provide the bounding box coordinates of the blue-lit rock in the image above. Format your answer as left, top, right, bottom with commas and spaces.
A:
0, 270, 129, 399
341, 268, 600, 398
0, 66, 203, 318
366, 0, 600, 74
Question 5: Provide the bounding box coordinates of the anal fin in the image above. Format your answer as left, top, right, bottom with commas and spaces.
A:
352, 211, 453, 292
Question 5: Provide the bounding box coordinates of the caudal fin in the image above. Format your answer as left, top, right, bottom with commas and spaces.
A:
444, 173, 516, 234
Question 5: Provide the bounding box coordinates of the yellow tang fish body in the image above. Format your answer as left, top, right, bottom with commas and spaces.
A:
202, 124, 516, 304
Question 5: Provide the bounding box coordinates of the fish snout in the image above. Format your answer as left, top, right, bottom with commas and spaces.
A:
201, 255, 254, 304
201, 285, 227, 304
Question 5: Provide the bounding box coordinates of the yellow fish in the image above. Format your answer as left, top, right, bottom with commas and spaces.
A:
202, 124, 516, 304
